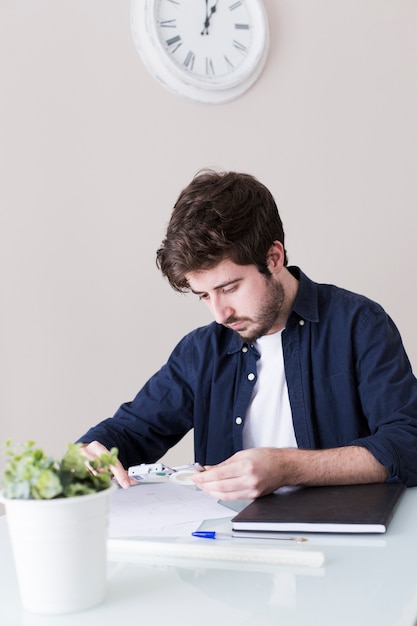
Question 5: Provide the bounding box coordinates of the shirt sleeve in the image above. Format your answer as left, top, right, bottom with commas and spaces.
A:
76, 335, 196, 469
350, 304, 417, 486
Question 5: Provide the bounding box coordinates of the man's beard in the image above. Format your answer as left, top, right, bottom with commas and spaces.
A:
225, 278, 285, 343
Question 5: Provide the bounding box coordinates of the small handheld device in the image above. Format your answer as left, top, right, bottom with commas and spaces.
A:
127, 462, 174, 479
128, 462, 205, 483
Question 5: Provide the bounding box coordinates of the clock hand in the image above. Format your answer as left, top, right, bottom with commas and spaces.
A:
208, 0, 220, 22
201, 0, 209, 35
201, 0, 219, 36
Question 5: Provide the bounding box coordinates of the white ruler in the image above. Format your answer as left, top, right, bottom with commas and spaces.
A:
108, 538, 325, 568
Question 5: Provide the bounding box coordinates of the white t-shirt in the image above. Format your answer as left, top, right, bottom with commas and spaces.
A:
242, 330, 298, 449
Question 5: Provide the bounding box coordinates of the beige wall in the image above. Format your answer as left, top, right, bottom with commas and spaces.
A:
1, 0, 416, 477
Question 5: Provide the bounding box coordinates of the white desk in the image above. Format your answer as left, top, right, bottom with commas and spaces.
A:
1, 487, 417, 626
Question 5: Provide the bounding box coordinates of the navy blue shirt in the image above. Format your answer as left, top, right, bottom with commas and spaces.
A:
78, 268, 417, 486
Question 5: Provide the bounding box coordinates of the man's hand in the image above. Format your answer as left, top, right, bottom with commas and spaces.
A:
80, 441, 135, 489
191, 446, 388, 501
191, 448, 284, 500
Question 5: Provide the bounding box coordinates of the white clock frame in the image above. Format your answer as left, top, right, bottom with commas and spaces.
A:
130, 0, 270, 104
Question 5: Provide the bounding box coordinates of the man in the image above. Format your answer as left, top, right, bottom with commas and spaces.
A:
78, 170, 417, 500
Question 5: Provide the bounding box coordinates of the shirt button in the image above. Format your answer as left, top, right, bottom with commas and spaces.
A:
247, 372, 255, 381
242, 346, 248, 353
299, 319, 305, 326
235, 417, 243, 425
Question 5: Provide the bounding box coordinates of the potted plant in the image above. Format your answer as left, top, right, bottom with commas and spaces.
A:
1, 440, 118, 615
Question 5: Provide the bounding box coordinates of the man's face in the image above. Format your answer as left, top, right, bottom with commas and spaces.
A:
185, 258, 285, 343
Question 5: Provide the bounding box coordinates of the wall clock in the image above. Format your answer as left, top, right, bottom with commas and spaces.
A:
130, 0, 270, 104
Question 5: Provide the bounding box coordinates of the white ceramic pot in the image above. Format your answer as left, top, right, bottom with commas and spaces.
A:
1, 485, 114, 614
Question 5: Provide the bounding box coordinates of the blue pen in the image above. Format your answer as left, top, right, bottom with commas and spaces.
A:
192, 531, 307, 542
192, 531, 229, 540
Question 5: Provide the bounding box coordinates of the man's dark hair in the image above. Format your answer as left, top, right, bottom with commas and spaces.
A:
156, 169, 288, 292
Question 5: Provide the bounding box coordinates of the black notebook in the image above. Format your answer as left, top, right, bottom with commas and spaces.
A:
231, 483, 406, 534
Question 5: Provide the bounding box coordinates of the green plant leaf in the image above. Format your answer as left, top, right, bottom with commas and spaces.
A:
2, 441, 118, 499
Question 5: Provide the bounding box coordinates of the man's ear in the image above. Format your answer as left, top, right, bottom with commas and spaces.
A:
266, 241, 285, 274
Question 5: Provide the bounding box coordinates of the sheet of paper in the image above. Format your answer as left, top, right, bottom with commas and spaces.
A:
108, 482, 234, 538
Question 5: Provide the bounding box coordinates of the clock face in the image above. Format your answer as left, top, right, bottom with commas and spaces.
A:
131, 0, 269, 103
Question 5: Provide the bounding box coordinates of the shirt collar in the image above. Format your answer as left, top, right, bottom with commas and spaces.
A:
287, 266, 319, 325
226, 330, 246, 354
